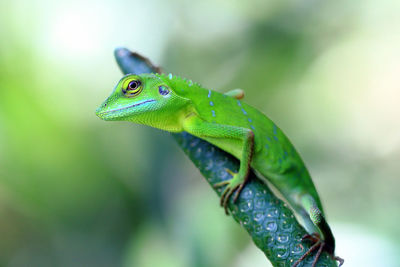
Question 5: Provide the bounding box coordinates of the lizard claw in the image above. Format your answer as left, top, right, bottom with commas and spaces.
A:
301, 233, 321, 243
292, 233, 344, 267
214, 168, 249, 215
335, 256, 344, 266
225, 168, 236, 177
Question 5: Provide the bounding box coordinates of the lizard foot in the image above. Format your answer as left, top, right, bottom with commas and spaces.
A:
213, 168, 249, 215
292, 233, 344, 267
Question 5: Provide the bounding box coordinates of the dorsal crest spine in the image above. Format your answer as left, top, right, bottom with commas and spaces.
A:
155, 73, 202, 89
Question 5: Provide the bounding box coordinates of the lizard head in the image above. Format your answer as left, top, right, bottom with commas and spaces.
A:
96, 73, 191, 131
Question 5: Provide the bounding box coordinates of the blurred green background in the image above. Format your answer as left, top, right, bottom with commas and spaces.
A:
1, 0, 399, 266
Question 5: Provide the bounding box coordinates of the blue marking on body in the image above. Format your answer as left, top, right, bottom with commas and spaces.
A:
265, 143, 269, 149
278, 158, 282, 164
211, 110, 216, 117
273, 135, 279, 141
267, 136, 272, 142
208, 90, 211, 98
209, 101, 214, 106
283, 151, 288, 159
237, 99, 254, 131
273, 124, 278, 135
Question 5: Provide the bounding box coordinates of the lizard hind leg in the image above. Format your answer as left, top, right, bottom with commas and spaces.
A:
291, 195, 343, 267
292, 233, 344, 267
300, 195, 335, 255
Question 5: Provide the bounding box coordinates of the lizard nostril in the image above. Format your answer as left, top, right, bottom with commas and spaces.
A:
104, 103, 107, 107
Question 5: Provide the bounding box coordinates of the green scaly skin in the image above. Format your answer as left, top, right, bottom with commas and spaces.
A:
97, 55, 342, 266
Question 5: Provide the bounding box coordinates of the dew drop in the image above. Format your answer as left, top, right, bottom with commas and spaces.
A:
254, 224, 262, 233
277, 234, 289, 243
266, 208, 279, 218
265, 221, 277, 231
253, 211, 264, 221
255, 198, 265, 209
239, 201, 251, 212
264, 235, 274, 244
242, 188, 253, 198
241, 216, 250, 226
275, 246, 288, 259
291, 243, 304, 255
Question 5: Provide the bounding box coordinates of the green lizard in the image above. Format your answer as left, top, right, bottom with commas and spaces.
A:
96, 73, 342, 266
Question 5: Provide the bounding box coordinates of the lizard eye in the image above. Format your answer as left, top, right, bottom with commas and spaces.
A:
158, 85, 170, 96
123, 79, 142, 97
128, 80, 140, 90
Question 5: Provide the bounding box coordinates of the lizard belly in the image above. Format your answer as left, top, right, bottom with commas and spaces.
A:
199, 136, 243, 161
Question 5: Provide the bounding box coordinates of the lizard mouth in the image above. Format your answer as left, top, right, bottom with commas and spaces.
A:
97, 99, 156, 118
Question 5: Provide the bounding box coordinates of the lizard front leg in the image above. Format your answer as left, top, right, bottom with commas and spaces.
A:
183, 115, 254, 214
224, 88, 245, 99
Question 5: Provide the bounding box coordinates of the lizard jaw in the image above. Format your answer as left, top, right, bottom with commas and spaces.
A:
96, 99, 156, 120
